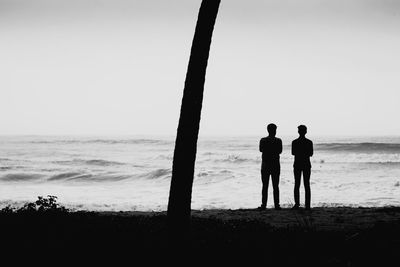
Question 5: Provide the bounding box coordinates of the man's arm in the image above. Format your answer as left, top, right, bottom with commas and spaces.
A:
278, 139, 283, 154
291, 141, 295, 156
309, 141, 314, 157
259, 139, 263, 152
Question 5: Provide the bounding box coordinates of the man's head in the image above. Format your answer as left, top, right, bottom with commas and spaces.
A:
267, 123, 277, 137
298, 125, 307, 137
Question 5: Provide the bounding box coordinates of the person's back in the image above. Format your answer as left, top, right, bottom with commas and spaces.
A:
291, 125, 313, 210
292, 137, 313, 169
259, 136, 282, 167
258, 123, 282, 210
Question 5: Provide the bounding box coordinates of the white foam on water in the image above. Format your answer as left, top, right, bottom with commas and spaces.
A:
0, 135, 399, 211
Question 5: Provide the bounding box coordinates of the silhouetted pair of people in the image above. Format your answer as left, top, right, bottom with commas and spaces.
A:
258, 123, 313, 210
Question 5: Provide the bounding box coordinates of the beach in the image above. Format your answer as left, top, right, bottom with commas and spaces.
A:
1, 206, 399, 266
1, 136, 399, 265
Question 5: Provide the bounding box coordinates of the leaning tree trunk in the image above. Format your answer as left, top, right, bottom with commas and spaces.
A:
167, 0, 221, 234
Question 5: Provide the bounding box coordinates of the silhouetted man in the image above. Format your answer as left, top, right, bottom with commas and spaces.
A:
291, 125, 313, 210
258, 123, 282, 210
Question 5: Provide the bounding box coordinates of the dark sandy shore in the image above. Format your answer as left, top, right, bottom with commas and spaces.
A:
1, 206, 399, 266
101, 206, 400, 231
192, 206, 400, 231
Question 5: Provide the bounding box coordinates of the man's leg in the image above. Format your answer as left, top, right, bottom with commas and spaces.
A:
293, 168, 301, 208
261, 168, 270, 208
271, 168, 280, 209
303, 168, 311, 209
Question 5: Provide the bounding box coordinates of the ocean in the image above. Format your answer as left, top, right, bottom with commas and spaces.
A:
0, 135, 399, 211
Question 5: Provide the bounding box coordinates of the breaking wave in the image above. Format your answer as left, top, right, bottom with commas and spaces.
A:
30, 139, 173, 145
142, 169, 171, 180
48, 172, 91, 181
54, 159, 126, 166
0, 168, 172, 183
1, 173, 43, 181
48, 172, 131, 182
362, 161, 400, 166
216, 154, 257, 163
315, 143, 400, 153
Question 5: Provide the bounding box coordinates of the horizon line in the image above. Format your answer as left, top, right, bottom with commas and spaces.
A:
1, 133, 400, 137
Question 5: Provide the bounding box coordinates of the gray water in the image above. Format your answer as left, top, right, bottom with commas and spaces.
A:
0, 135, 399, 211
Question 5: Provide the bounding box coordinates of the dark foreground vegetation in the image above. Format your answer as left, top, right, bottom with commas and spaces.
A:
0, 196, 399, 266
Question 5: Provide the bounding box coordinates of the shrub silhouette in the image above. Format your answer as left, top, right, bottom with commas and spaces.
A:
1, 195, 68, 213
0, 205, 15, 214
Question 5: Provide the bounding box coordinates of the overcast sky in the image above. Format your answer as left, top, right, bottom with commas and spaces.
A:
1, 0, 400, 136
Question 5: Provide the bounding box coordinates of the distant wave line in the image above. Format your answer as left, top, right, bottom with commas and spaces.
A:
53, 159, 128, 167
28, 139, 174, 145
314, 142, 400, 152
0, 168, 173, 183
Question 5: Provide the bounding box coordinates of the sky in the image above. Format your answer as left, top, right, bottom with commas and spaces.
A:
1, 0, 400, 136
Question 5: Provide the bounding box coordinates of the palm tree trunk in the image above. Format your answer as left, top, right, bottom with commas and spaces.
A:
167, 0, 221, 234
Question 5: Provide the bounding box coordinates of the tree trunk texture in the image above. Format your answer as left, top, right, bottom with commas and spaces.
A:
167, 0, 221, 235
